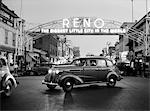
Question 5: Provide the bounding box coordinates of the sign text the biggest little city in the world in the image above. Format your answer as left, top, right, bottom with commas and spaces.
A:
41, 18, 126, 34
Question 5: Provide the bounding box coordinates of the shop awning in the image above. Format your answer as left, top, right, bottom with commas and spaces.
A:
0, 45, 15, 53
26, 54, 32, 62
27, 53, 38, 62
41, 55, 49, 62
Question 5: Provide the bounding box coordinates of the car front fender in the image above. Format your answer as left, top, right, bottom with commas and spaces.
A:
59, 73, 84, 85
106, 72, 118, 81
4, 73, 17, 88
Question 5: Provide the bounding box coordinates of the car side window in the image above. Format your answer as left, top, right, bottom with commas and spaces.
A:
90, 60, 97, 66
106, 60, 113, 67
72, 59, 86, 66
97, 59, 106, 67
81, 59, 87, 66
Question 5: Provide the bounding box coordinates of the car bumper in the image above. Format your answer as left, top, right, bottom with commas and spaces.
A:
42, 80, 58, 86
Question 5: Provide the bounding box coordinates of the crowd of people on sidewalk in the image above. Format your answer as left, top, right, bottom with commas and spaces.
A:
115, 55, 150, 78
129, 57, 149, 77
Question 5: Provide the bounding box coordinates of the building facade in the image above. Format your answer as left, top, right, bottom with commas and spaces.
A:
0, 2, 34, 72
129, 12, 150, 57
117, 22, 134, 62
0, 2, 18, 65
33, 33, 59, 63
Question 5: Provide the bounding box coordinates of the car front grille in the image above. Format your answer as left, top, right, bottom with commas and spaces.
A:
45, 72, 60, 83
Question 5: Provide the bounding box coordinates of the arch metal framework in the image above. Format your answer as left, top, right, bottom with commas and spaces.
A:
26, 17, 125, 35
16, 17, 147, 57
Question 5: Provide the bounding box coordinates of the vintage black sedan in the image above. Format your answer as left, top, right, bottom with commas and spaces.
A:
42, 56, 123, 92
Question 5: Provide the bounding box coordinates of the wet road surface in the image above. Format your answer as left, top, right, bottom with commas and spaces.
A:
0, 76, 149, 111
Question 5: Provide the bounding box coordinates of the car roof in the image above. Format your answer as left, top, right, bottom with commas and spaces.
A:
74, 56, 109, 60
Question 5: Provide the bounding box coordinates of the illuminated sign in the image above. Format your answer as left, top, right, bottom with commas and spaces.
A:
41, 28, 126, 34
63, 18, 104, 28
41, 17, 127, 35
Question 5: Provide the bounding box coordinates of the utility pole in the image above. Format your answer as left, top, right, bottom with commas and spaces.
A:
131, 0, 134, 22
131, 0, 135, 58
145, 0, 149, 57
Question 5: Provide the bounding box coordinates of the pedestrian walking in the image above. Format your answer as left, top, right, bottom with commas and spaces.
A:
143, 62, 146, 77
130, 59, 134, 76
134, 58, 139, 76
14, 63, 18, 75
139, 59, 143, 77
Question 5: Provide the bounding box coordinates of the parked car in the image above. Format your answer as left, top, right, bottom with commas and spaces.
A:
116, 61, 132, 76
42, 56, 123, 92
25, 63, 54, 76
0, 56, 18, 96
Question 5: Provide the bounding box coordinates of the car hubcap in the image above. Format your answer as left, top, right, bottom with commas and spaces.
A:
6, 85, 10, 90
66, 82, 71, 86
5, 84, 11, 96
110, 79, 114, 83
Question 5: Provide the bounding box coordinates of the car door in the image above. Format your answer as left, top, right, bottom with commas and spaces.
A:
69, 59, 84, 79
96, 59, 109, 81
83, 59, 100, 82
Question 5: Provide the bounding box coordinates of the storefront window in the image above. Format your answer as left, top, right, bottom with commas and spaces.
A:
12, 33, 16, 46
5, 29, 8, 44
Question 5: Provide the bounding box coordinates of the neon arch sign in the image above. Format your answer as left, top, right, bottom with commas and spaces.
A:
62, 18, 105, 29
40, 17, 127, 35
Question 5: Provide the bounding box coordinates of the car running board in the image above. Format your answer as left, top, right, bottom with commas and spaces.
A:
0, 90, 4, 93
80, 81, 105, 85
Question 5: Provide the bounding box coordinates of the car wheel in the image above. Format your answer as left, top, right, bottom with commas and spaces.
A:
62, 78, 74, 92
47, 85, 56, 90
4, 80, 13, 97
107, 77, 116, 87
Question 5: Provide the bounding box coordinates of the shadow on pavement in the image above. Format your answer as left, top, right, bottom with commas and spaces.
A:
42, 88, 62, 95
73, 84, 123, 91
41, 84, 124, 111
62, 84, 123, 111
63, 92, 74, 111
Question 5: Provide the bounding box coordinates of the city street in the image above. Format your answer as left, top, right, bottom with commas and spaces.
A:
0, 76, 149, 111
0, 0, 150, 111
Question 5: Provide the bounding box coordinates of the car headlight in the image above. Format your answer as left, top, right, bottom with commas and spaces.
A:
48, 69, 53, 74
120, 71, 124, 74
55, 70, 60, 74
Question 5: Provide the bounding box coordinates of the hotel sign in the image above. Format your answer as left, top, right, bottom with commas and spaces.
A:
41, 18, 126, 35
